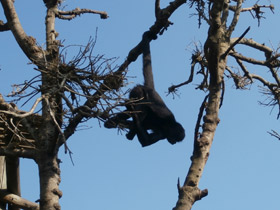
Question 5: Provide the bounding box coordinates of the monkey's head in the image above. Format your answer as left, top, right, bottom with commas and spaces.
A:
166, 122, 185, 144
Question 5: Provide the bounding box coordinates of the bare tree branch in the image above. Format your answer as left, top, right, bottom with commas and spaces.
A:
227, 0, 243, 35
268, 130, 280, 141
0, 189, 39, 210
0, 96, 43, 118
229, 3, 274, 26
231, 37, 273, 58
56, 8, 108, 20
229, 3, 274, 13
168, 50, 205, 93
155, 0, 161, 19
230, 51, 267, 66
0, 0, 44, 64
0, 147, 36, 159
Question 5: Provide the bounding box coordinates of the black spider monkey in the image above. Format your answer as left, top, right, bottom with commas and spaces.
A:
105, 31, 185, 147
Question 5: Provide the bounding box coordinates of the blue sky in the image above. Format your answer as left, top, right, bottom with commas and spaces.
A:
1, 0, 280, 209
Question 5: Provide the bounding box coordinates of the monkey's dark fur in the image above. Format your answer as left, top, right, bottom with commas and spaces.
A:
105, 32, 185, 147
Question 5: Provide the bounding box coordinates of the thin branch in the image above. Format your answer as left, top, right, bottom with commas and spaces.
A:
168, 52, 199, 93
231, 38, 273, 57
194, 94, 209, 142
56, 8, 108, 20
230, 51, 267, 66
229, 4, 274, 13
226, 59, 252, 89
220, 79, 225, 108
240, 4, 274, 13
235, 57, 253, 82
222, 26, 250, 58
268, 130, 280, 141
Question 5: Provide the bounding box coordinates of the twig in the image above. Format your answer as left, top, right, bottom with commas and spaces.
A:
268, 130, 280, 141
168, 51, 202, 93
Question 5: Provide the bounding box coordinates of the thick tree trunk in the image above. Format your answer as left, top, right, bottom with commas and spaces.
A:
38, 153, 62, 210
173, 1, 230, 209
173, 85, 222, 210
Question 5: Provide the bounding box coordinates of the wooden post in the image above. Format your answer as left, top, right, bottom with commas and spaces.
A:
0, 157, 7, 210
6, 157, 20, 210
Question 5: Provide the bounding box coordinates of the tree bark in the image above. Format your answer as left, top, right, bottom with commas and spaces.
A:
38, 153, 62, 210
0, 190, 39, 210
173, 0, 230, 209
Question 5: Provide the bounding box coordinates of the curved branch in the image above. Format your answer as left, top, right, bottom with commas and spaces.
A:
227, 0, 242, 36
168, 51, 202, 93
0, 0, 44, 64
0, 190, 39, 210
0, 96, 43, 118
230, 51, 267, 66
231, 37, 273, 57
251, 73, 276, 87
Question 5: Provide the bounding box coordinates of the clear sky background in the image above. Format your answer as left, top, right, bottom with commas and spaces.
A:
1, 0, 280, 210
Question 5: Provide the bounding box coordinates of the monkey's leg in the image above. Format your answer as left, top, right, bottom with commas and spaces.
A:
126, 126, 136, 140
